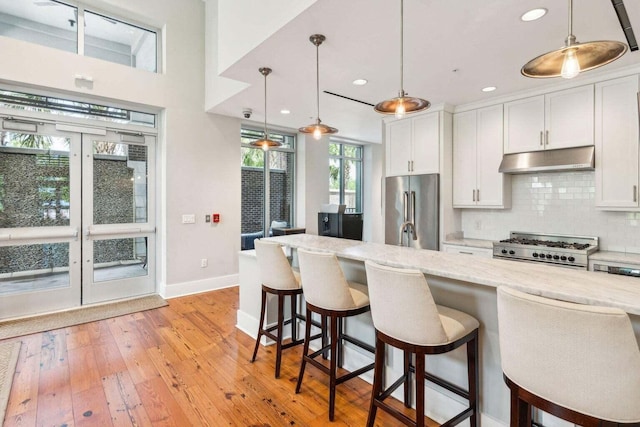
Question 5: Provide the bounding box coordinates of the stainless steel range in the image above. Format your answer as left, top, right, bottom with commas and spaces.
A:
493, 232, 599, 270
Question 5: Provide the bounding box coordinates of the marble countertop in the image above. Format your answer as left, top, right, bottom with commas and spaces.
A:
443, 238, 495, 249
265, 234, 640, 316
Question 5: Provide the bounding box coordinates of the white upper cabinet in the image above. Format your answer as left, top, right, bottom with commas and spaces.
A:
385, 111, 440, 176
595, 75, 640, 210
504, 85, 594, 154
453, 105, 510, 208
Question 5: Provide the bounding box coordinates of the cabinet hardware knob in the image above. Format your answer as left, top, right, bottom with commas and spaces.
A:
472, 189, 476, 202
540, 131, 543, 146
634, 185, 638, 203
477, 188, 480, 202
545, 130, 549, 145
407, 160, 410, 172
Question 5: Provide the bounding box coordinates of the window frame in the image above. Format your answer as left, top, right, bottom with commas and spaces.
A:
0, 0, 161, 73
240, 127, 297, 240
329, 140, 363, 213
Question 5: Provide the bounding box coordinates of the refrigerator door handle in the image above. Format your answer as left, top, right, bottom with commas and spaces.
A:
403, 191, 410, 223
411, 191, 416, 224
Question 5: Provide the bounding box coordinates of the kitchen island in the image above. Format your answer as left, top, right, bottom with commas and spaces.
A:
237, 235, 640, 427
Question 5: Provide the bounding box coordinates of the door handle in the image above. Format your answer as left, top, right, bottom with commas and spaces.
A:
545, 130, 549, 146
476, 188, 480, 202
539, 131, 543, 146
403, 191, 409, 222
407, 160, 411, 172
411, 191, 416, 224
472, 189, 476, 202
634, 185, 638, 203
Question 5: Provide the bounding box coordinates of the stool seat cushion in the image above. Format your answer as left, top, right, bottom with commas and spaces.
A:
347, 281, 370, 309
437, 305, 480, 345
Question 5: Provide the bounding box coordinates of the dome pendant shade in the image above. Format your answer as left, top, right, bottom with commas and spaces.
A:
521, 0, 627, 79
250, 67, 281, 150
374, 90, 431, 116
298, 34, 338, 139
375, 0, 429, 118
521, 40, 628, 78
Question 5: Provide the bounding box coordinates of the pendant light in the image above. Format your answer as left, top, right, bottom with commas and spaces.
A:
521, 0, 627, 79
298, 34, 338, 140
250, 67, 281, 150
374, 0, 430, 119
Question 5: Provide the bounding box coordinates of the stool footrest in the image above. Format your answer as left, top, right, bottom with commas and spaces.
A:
340, 333, 375, 354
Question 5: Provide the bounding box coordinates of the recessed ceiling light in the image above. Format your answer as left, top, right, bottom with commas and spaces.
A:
521, 8, 547, 22
280, 109, 291, 115
352, 78, 368, 86
482, 86, 497, 92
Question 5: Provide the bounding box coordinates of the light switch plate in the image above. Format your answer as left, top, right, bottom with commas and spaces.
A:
182, 214, 196, 224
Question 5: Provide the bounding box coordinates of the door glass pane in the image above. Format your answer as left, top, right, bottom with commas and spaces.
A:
241, 147, 264, 249
0, 132, 71, 228
93, 141, 147, 225
268, 150, 294, 227
0, 242, 70, 295
344, 158, 362, 212
0, 0, 77, 53
93, 237, 147, 283
329, 158, 340, 205
84, 10, 157, 72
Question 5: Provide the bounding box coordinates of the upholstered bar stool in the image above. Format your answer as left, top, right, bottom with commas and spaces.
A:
497, 286, 640, 426
250, 239, 306, 378
364, 261, 480, 427
295, 248, 375, 422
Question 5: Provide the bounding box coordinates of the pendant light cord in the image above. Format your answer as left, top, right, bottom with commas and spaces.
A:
263, 72, 268, 137
399, 0, 404, 96
568, 0, 573, 37
316, 41, 320, 123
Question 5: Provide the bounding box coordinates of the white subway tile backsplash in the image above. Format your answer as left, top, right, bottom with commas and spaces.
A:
460, 171, 640, 252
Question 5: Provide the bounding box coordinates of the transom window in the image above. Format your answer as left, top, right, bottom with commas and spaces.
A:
0, 0, 158, 72
329, 141, 363, 213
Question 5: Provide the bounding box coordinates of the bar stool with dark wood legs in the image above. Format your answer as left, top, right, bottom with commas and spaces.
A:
497, 286, 640, 426
364, 261, 480, 427
250, 239, 306, 378
295, 249, 375, 422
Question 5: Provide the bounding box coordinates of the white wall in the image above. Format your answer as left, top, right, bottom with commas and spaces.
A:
461, 171, 640, 253
296, 134, 330, 235
0, 0, 242, 297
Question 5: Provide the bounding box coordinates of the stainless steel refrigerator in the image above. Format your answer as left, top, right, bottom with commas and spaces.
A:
385, 173, 439, 250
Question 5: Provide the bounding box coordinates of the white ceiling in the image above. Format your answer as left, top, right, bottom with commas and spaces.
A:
209, 0, 640, 144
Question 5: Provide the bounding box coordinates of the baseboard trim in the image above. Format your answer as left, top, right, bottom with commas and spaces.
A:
161, 274, 239, 299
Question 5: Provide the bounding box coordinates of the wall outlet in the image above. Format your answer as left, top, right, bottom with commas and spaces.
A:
182, 214, 196, 224
200, 258, 208, 268
205, 214, 211, 223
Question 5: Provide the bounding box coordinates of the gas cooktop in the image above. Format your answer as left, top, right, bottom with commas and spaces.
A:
493, 232, 599, 269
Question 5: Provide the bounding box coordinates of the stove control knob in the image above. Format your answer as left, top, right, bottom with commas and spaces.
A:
509, 250, 515, 255
533, 253, 539, 258
553, 255, 560, 260
501, 249, 507, 254
568, 256, 575, 262
560, 256, 567, 261
546, 254, 553, 259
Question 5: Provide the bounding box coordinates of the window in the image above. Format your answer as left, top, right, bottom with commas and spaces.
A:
240, 128, 295, 250
0, 0, 157, 72
329, 141, 362, 213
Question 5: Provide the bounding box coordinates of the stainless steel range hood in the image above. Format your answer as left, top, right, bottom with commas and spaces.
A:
498, 145, 595, 174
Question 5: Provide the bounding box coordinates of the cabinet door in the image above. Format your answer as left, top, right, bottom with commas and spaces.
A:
386, 120, 412, 176
412, 112, 440, 174
595, 75, 639, 209
453, 110, 477, 206
476, 104, 509, 207
545, 85, 594, 149
503, 95, 545, 153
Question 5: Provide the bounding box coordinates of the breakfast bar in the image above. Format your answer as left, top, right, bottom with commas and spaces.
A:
237, 234, 640, 426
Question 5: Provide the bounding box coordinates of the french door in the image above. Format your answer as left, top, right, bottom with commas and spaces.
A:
0, 116, 156, 319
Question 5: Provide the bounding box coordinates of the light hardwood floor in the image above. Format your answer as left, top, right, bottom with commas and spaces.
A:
2, 286, 436, 426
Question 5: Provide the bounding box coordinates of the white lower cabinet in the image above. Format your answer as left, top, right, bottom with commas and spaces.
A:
595, 74, 640, 210
453, 105, 510, 208
442, 244, 493, 258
